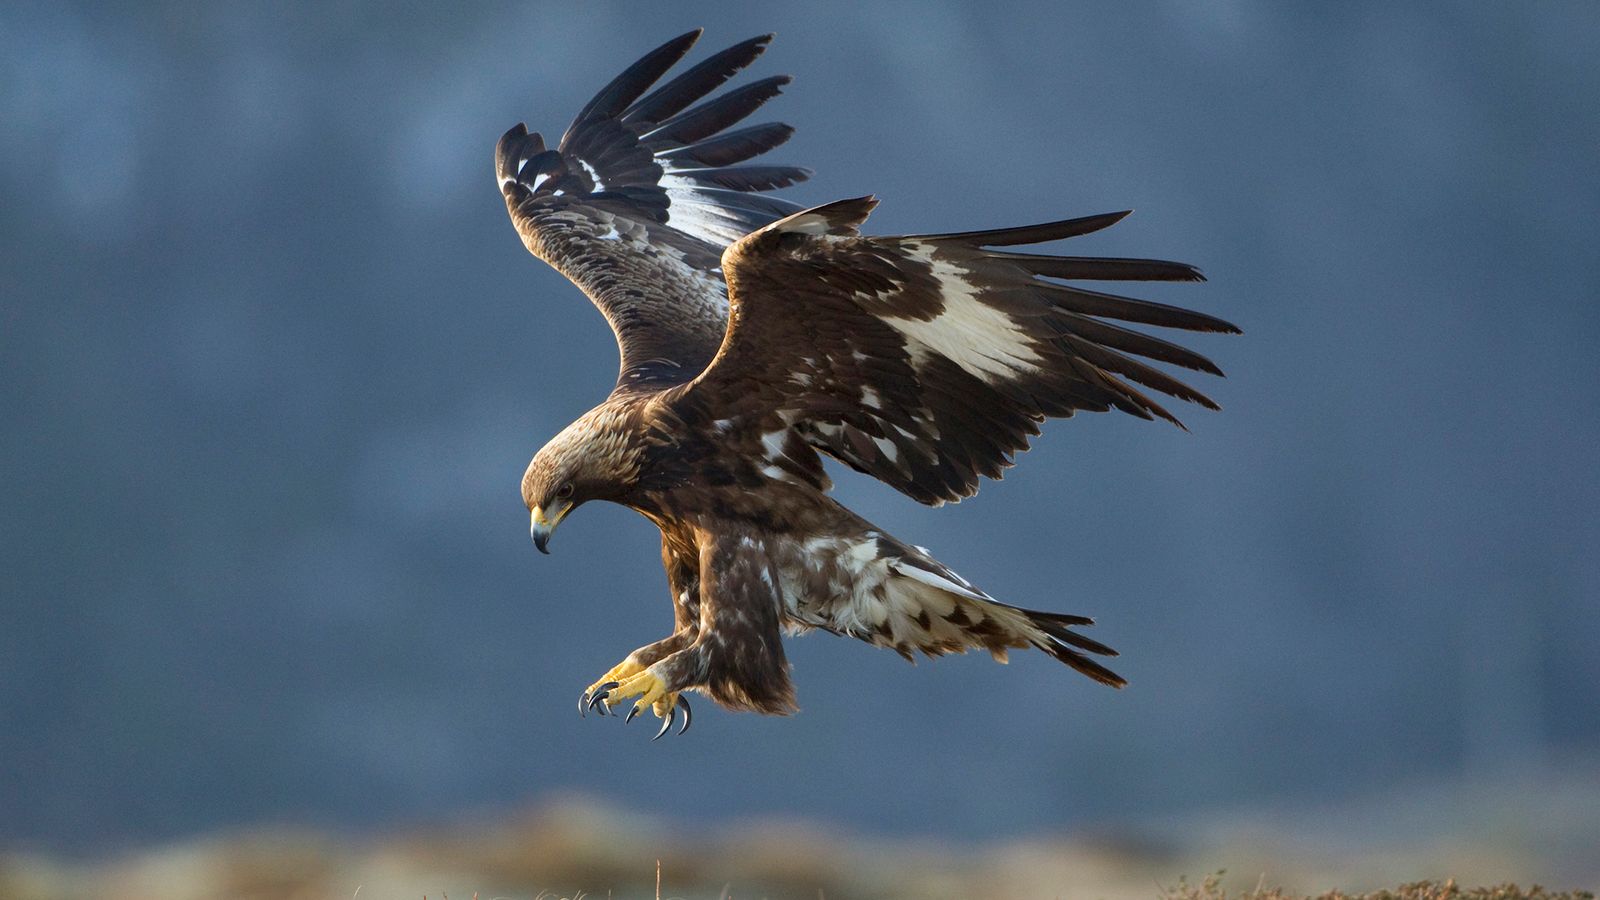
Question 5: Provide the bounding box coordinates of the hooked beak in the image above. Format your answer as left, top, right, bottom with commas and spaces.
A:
530, 504, 568, 554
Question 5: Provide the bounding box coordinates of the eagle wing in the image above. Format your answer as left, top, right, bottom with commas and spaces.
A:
686, 197, 1242, 505
497, 30, 810, 391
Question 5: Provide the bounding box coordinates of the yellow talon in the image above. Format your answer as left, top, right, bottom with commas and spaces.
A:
585, 659, 644, 699
608, 670, 672, 717
581, 663, 688, 735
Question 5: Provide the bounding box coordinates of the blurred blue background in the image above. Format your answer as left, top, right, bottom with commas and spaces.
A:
3, 1, 1597, 856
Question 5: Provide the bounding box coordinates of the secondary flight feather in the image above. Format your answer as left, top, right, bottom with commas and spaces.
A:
496, 30, 1239, 738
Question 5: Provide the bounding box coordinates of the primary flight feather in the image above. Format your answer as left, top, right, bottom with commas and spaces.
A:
496, 30, 1239, 737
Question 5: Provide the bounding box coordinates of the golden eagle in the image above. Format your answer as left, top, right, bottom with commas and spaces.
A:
496, 30, 1238, 738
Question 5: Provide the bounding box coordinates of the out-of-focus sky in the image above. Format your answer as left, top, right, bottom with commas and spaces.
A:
2, 1, 1597, 855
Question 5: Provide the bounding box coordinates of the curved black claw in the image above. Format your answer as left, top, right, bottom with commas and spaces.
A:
584, 682, 619, 717
650, 697, 693, 741
625, 704, 641, 725
652, 705, 676, 741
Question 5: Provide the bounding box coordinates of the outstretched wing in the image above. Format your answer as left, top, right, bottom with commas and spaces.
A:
686, 196, 1241, 505
497, 29, 811, 391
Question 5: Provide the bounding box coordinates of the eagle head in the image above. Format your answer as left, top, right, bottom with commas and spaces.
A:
523, 406, 643, 554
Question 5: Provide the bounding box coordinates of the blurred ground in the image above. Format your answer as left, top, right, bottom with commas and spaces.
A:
4, 764, 1594, 900
1162, 876, 1592, 900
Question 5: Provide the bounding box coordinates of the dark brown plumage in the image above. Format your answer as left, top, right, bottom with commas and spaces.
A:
497, 31, 1239, 734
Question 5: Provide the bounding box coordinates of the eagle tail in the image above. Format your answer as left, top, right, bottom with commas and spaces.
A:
1018, 608, 1127, 688
875, 539, 1126, 688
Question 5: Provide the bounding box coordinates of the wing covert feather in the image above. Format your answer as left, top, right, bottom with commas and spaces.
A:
688, 197, 1240, 505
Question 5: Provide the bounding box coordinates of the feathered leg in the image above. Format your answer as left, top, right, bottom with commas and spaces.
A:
596, 531, 797, 720
579, 534, 702, 727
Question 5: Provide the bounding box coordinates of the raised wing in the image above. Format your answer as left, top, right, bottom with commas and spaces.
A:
497, 29, 811, 391
688, 197, 1241, 505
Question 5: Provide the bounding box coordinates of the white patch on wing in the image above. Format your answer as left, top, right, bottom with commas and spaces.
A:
860, 386, 881, 409
658, 172, 706, 191
577, 158, 604, 190
656, 154, 692, 173
772, 213, 830, 235
663, 188, 768, 246
666, 201, 746, 245
530, 172, 550, 192
880, 247, 1044, 383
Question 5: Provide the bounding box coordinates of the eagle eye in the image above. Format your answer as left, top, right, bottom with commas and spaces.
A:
556, 482, 575, 500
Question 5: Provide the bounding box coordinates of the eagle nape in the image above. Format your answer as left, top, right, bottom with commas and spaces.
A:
498, 30, 1237, 735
